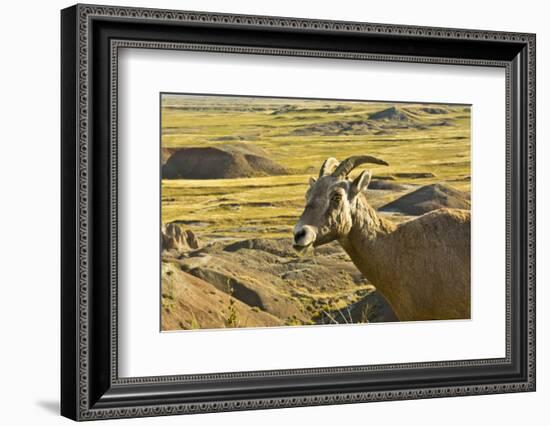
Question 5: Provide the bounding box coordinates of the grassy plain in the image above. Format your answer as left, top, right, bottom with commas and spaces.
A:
160, 94, 471, 330
161, 95, 470, 242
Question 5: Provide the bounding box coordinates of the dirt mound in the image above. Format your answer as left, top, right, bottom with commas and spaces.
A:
161, 223, 200, 251
161, 237, 397, 329
211, 135, 245, 142
223, 238, 345, 259
368, 106, 411, 121
271, 105, 350, 115
368, 179, 408, 191
161, 262, 282, 330
394, 172, 436, 179
223, 238, 294, 257
221, 143, 268, 156
162, 143, 287, 179
271, 105, 299, 115
317, 291, 398, 324
430, 120, 453, 127
289, 119, 380, 136
419, 106, 450, 114
185, 252, 309, 321
379, 183, 470, 215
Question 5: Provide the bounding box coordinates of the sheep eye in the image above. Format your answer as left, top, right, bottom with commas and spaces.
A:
330, 192, 342, 204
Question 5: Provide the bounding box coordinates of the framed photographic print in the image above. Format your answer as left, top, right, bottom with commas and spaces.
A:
61, 4, 536, 421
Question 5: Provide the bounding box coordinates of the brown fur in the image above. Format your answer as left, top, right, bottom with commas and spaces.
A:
294, 172, 471, 321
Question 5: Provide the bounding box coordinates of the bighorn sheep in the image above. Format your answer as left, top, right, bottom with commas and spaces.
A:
293, 156, 470, 321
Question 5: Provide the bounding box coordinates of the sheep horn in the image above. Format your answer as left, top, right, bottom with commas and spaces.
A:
331, 155, 389, 178
319, 157, 340, 177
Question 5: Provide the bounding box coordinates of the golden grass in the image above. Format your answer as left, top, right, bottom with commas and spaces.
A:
161, 95, 470, 241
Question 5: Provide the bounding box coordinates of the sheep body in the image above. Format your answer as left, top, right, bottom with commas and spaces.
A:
293, 156, 471, 321
341, 204, 470, 321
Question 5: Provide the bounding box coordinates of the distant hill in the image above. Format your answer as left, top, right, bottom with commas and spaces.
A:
162, 143, 287, 179
368, 106, 412, 121
286, 105, 458, 137
368, 179, 409, 191
379, 183, 470, 215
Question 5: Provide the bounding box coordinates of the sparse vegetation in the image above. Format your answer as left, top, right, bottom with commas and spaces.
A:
160, 94, 470, 330
225, 280, 239, 328
161, 96, 470, 242
360, 302, 381, 323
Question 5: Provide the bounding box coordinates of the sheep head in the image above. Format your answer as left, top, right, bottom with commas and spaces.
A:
293, 155, 388, 251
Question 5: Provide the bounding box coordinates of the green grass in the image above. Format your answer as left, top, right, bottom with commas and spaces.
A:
161, 95, 470, 241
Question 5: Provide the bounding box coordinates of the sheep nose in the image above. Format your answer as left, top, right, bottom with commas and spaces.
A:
294, 229, 306, 244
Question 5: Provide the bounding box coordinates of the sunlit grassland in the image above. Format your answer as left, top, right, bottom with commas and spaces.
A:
161, 95, 471, 241
162, 172, 399, 240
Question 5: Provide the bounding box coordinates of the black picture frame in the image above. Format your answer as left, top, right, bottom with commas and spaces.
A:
61, 4, 536, 421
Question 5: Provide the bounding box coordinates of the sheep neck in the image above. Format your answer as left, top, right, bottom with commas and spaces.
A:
339, 195, 401, 312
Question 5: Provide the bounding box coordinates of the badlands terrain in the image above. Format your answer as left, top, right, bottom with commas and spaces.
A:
160, 95, 471, 330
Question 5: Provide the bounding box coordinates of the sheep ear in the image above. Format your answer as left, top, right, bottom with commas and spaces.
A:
309, 177, 317, 187
350, 170, 371, 198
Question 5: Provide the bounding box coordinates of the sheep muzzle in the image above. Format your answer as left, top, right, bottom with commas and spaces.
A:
293, 225, 317, 251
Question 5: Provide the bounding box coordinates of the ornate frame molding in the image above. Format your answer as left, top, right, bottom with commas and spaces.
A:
61, 4, 536, 421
